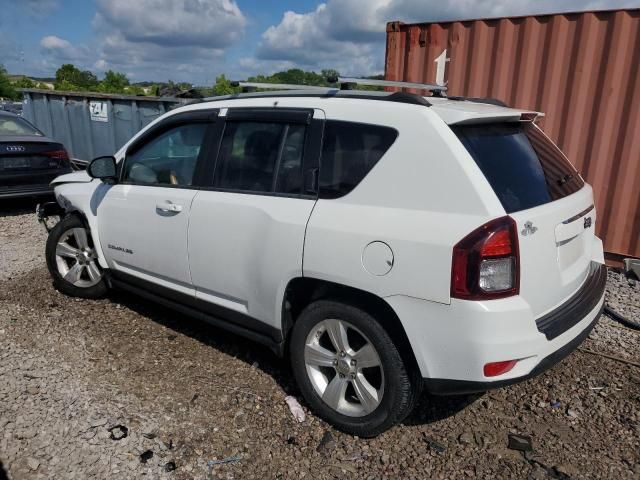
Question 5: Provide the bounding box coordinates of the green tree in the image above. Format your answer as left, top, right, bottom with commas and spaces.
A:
0, 65, 17, 99
54, 79, 81, 91
124, 85, 146, 96
54, 64, 99, 90
14, 77, 36, 89
246, 69, 342, 88
98, 70, 130, 93
321, 69, 340, 83
212, 74, 240, 96
78, 70, 98, 89
55, 64, 81, 89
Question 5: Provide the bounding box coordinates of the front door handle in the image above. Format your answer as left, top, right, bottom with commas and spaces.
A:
156, 201, 183, 213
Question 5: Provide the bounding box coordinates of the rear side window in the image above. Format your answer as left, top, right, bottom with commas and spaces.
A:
453, 123, 584, 213
320, 121, 397, 198
214, 122, 306, 195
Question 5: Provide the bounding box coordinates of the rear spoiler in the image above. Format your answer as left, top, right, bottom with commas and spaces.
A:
432, 100, 544, 125
447, 110, 544, 125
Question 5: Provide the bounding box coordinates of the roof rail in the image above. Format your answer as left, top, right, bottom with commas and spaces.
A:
335, 77, 447, 93
231, 81, 338, 93
199, 80, 435, 107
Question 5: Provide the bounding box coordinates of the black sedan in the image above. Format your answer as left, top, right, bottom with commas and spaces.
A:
0, 110, 72, 199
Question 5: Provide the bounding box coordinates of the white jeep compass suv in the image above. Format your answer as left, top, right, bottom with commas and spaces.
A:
40, 83, 606, 436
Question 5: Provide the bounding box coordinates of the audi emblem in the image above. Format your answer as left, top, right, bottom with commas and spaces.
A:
5, 145, 25, 153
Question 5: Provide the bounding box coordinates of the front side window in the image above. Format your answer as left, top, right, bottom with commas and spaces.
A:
319, 120, 398, 198
123, 123, 208, 186
214, 121, 306, 195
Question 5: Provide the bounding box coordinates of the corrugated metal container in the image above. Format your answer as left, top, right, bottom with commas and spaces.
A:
21, 89, 189, 165
385, 9, 640, 260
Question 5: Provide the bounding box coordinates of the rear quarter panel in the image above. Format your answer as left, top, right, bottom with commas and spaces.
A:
303, 101, 502, 304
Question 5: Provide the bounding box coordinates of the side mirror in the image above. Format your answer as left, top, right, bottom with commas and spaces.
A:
87, 156, 117, 183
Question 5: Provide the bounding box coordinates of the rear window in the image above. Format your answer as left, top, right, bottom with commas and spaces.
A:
453, 123, 584, 213
0, 116, 41, 136
320, 120, 397, 198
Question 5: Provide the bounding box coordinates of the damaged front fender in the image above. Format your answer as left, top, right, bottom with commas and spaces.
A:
50, 170, 93, 186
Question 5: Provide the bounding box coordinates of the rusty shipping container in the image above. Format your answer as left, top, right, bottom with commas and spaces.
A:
385, 8, 640, 261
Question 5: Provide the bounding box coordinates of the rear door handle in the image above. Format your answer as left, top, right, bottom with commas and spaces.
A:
156, 201, 183, 213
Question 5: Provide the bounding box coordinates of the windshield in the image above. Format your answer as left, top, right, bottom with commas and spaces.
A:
0, 116, 42, 136
453, 123, 584, 213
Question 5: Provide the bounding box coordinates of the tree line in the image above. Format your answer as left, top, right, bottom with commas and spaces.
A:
1, 63, 382, 101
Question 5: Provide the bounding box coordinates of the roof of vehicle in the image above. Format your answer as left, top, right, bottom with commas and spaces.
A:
195, 89, 542, 125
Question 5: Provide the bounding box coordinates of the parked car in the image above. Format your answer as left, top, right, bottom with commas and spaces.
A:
0, 110, 72, 199
38, 85, 606, 436
0, 101, 23, 115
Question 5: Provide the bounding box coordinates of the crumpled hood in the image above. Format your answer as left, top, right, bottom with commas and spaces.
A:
50, 170, 93, 185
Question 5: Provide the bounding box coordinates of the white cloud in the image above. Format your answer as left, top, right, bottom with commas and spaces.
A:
92, 31, 225, 81
94, 0, 246, 48
255, 0, 640, 75
34, 0, 247, 83
380, 0, 640, 23
40, 35, 71, 51
257, 2, 390, 75
40, 35, 89, 61
89, 0, 246, 82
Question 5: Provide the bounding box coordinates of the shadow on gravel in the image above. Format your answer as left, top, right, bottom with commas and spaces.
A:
107, 288, 481, 427
403, 391, 482, 426
107, 289, 298, 393
0, 460, 8, 480
0, 197, 51, 217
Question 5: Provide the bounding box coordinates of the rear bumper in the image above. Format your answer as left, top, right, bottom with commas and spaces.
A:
535, 262, 607, 340
0, 168, 72, 199
424, 303, 602, 394
386, 261, 606, 394
0, 184, 54, 199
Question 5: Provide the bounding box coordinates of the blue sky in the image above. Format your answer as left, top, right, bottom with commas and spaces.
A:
1, 0, 638, 84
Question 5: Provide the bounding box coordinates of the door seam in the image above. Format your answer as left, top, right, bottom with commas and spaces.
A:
186, 191, 200, 289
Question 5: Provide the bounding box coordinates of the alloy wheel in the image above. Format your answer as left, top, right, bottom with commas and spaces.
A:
304, 318, 384, 417
54, 227, 102, 288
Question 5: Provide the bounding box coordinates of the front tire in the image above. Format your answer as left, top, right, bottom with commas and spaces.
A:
45, 215, 108, 299
290, 300, 418, 437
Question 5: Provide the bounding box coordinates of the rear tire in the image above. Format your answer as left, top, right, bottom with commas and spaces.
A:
290, 300, 418, 437
45, 215, 108, 299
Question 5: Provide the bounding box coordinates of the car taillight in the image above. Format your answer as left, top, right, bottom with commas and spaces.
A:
483, 359, 518, 377
44, 149, 70, 161
451, 216, 519, 300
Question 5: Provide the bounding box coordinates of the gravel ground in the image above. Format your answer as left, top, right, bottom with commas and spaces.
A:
605, 269, 640, 326
0, 200, 47, 282
0, 203, 638, 479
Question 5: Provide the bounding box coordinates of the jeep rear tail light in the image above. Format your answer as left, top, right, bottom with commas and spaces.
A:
451, 216, 519, 300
